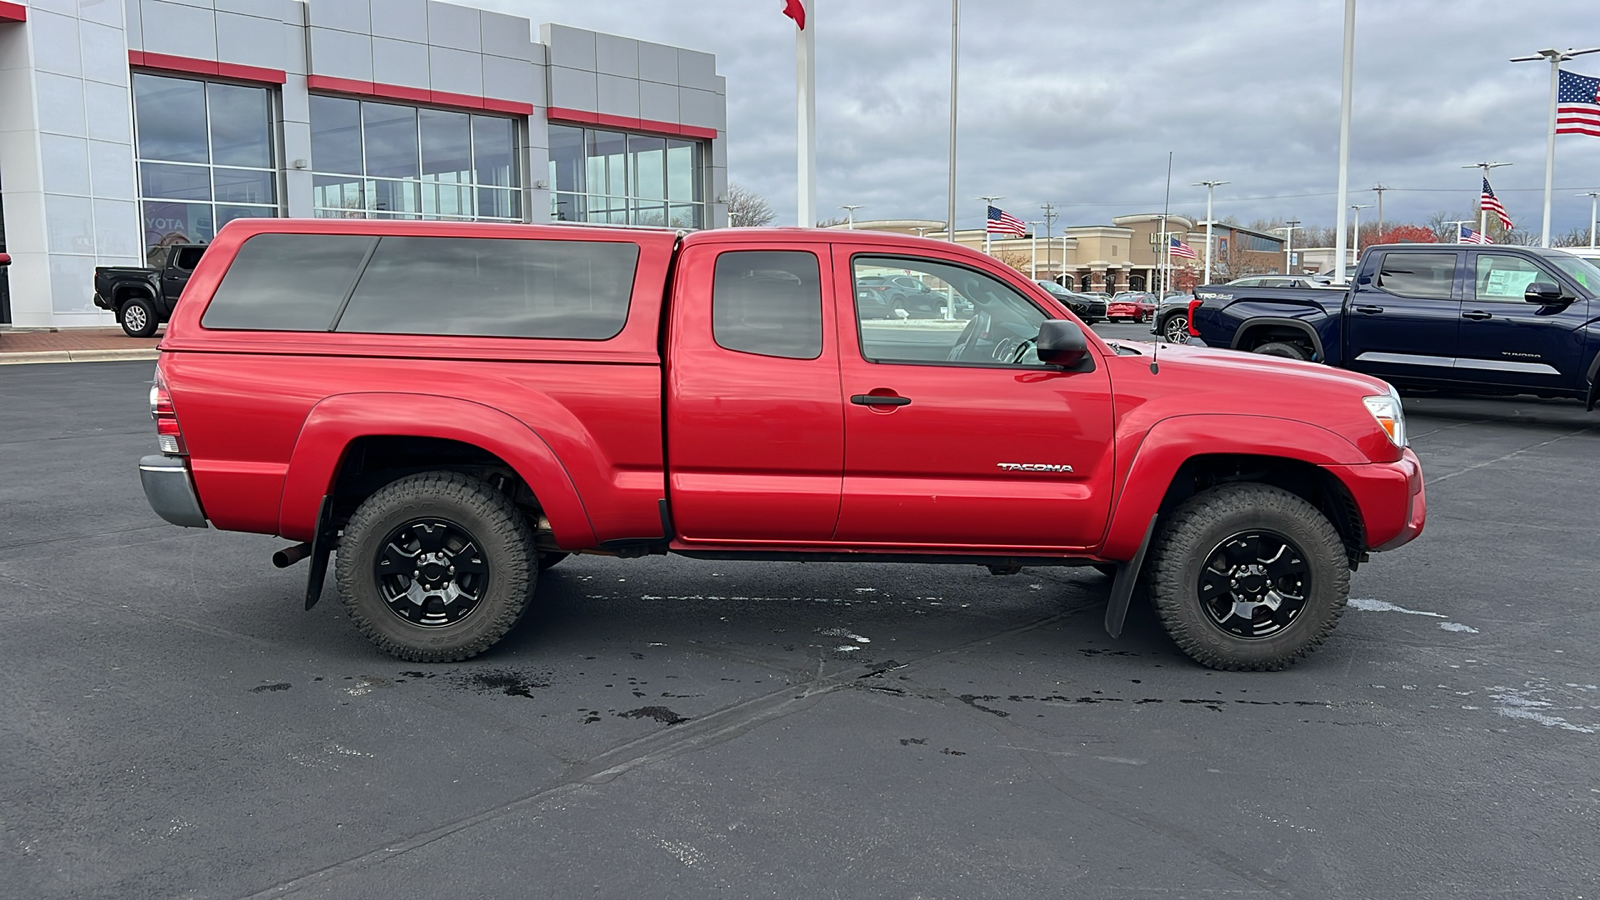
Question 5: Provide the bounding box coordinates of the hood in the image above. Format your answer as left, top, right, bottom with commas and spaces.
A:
1102, 340, 1402, 462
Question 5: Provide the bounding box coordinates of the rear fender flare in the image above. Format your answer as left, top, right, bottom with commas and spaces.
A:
1100, 414, 1365, 560
277, 393, 597, 547
1232, 317, 1325, 360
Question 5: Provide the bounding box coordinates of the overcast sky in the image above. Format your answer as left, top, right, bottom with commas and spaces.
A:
483, 0, 1600, 240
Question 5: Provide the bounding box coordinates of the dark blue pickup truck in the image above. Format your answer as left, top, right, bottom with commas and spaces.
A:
1189, 243, 1600, 409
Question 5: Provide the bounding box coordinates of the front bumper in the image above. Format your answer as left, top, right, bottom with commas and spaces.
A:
139, 454, 208, 528
1326, 448, 1425, 553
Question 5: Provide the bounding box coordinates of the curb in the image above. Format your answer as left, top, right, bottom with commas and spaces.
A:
0, 348, 160, 365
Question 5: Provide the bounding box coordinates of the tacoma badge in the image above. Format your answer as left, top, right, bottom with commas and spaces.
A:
996, 462, 1074, 473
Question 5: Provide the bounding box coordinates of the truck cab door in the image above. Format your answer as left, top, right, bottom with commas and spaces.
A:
665, 243, 845, 543
160, 246, 205, 313
1344, 249, 1462, 383
1455, 250, 1590, 395
832, 250, 1115, 551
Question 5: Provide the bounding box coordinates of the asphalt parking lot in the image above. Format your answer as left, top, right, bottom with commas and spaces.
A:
3, 356, 1598, 899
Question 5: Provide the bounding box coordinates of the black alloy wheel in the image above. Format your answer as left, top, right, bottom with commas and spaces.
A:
1162, 315, 1190, 343
1196, 531, 1309, 638
374, 518, 490, 627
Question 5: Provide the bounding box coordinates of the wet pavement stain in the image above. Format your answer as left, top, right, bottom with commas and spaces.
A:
618, 706, 689, 726
250, 683, 291, 693
459, 671, 549, 698
940, 748, 966, 756
900, 738, 927, 746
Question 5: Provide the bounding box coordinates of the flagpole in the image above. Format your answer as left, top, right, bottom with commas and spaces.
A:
1510, 46, 1600, 247
1464, 161, 1509, 238
1332, 0, 1355, 285
795, 0, 815, 228
979, 194, 1001, 256
946, 0, 959, 248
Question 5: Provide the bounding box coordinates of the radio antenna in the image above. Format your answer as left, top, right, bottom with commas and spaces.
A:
1152, 150, 1173, 374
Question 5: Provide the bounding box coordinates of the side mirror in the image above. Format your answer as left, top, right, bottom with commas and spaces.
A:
1036, 319, 1094, 371
1524, 282, 1564, 304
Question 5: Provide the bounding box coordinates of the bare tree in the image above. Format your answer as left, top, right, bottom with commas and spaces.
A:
813, 216, 848, 228
1425, 210, 1477, 243
994, 249, 1033, 274
726, 184, 776, 228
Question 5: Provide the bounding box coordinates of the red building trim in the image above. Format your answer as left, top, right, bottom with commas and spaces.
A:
0, 2, 26, 23
127, 51, 287, 85
305, 75, 535, 117
546, 107, 717, 141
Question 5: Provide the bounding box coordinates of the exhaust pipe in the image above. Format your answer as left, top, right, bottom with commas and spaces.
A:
273, 542, 313, 568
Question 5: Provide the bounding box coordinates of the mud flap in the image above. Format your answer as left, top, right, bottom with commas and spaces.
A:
304, 495, 336, 611
1104, 515, 1159, 639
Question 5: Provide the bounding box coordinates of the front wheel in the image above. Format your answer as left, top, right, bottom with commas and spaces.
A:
1145, 483, 1349, 671
119, 296, 158, 338
335, 471, 536, 662
1162, 315, 1190, 343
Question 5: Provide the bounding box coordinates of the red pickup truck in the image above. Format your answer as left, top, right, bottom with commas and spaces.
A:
138, 219, 1425, 670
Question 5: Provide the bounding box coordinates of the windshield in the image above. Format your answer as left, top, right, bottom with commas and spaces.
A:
1541, 252, 1600, 294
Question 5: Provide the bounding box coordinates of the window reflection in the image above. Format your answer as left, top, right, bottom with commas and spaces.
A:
132, 73, 277, 263
309, 96, 520, 222
547, 123, 705, 228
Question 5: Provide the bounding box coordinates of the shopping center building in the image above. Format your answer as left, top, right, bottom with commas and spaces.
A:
0, 0, 728, 328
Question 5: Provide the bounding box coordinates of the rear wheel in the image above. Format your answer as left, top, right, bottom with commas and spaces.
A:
335, 471, 536, 662
119, 296, 158, 338
1253, 341, 1310, 361
1145, 483, 1349, 671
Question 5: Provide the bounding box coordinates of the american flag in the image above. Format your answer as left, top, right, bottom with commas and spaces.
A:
1480, 177, 1512, 231
1169, 236, 1198, 260
1458, 225, 1492, 245
986, 205, 1027, 236
1557, 69, 1600, 138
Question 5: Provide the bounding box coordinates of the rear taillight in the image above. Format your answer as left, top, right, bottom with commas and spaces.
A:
150, 364, 187, 455
1187, 299, 1202, 337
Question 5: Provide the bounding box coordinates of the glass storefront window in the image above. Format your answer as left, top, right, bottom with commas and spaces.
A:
310, 96, 520, 222
132, 73, 277, 263
547, 123, 706, 228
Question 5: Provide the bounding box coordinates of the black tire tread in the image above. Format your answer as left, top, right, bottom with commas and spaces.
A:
335, 471, 535, 663
1253, 341, 1310, 361
1146, 483, 1348, 671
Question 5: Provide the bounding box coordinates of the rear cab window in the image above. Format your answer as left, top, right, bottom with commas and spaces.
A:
711, 250, 823, 359
1375, 251, 1457, 300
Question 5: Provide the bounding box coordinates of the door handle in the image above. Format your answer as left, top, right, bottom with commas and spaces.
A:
850, 393, 911, 407
1354, 305, 1384, 314
1461, 310, 1492, 321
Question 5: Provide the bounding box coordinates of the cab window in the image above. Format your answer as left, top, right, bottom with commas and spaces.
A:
1376, 252, 1456, 300
1474, 254, 1548, 301
711, 250, 823, 359
852, 256, 1049, 366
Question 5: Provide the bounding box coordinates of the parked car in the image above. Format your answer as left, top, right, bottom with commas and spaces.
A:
1149, 293, 1196, 343
139, 218, 1424, 671
1190, 243, 1600, 408
857, 274, 945, 318
1107, 291, 1156, 323
93, 243, 207, 337
1035, 280, 1107, 323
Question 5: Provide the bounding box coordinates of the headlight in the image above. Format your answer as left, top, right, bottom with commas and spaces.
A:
1362, 387, 1407, 447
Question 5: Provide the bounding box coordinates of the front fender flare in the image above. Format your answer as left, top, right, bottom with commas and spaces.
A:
277, 392, 597, 547
1099, 414, 1366, 560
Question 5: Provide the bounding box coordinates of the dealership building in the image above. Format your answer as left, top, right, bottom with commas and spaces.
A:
0, 0, 728, 328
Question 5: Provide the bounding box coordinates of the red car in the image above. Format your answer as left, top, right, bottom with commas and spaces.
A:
1107, 291, 1157, 323
138, 220, 1424, 671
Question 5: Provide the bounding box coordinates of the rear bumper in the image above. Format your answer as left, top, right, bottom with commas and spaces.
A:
139, 454, 208, 528
92, 292, 113, 311
1326, 448, 1425, 553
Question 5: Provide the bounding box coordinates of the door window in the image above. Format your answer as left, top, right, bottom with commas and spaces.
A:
173, 246, 205, 270
1376, 252, 1456, 300
711, 250, 823, 359
1474, 254, 1548, 301
852, 256, 1048, 366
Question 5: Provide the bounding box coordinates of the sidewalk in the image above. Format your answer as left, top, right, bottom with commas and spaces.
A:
0, 327, 162, 365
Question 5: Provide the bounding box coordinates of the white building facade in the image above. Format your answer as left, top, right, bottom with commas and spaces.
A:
0, 0, 728, 328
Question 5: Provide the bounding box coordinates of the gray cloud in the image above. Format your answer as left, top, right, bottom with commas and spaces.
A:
485, 0, 1600, 237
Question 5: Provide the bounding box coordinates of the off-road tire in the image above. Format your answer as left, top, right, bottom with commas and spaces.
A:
335, 471, 536, 662
119, 296, 158, 338
1253, 341, 1311, 361
1146, 483, 1349, 671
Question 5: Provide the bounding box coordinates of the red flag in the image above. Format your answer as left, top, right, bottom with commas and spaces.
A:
783, 0, 806, 30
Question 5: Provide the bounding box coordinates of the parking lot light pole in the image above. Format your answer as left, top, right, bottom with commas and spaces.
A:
1349, 204, 1371, 262
840, 205, 862, 229
1580, 191, 1600, 248
1332, 0, 1356, 286
1028, 223, 1042, 278
1511, 47, 1600, 247
1445, 219, 1475, 243
1193, 180, 1228, 285
1278, 220, 1302, 274
978, 194, 1002, 255
1463, 161, 1511, 239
